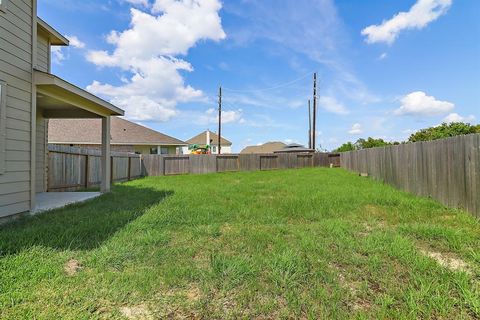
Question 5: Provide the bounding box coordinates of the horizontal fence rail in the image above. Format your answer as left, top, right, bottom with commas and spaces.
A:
340, 134, 480, 218
47, 146, 341, 192
142, 153, 337, 177
47, 145, 142, 192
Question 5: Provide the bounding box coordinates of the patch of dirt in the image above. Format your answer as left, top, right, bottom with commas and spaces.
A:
420, 249, 471, 273
165, 284, 202, 302
64, 259, 82, 276
119, 304, 153, 320
352, 298, 372, 312
186, 285, 201, 302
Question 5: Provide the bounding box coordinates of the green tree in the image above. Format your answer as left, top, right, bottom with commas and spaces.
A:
408, 122, 480, 142
334, 137, 398, 152
356, 137, 393, 149
334, 142, 356, 152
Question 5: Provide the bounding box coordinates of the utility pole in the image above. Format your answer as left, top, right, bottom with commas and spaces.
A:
218, 86, 222, 155
308, 99, 312, 149
312, 73, 317, 151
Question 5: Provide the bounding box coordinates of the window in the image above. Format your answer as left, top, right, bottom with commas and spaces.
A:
150, 147, 158, 155
160, 147, 169, 155
0, 0, 7, 13
0, 81, 6, 174
212, 146, 217, 153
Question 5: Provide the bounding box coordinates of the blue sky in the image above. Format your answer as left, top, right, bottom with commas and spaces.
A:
39, 0, 480, 152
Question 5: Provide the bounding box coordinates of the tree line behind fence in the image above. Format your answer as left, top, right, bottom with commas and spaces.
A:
340, 134, 480, 218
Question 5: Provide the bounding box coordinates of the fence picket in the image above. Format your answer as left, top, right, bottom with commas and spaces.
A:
340, 134, 480, 218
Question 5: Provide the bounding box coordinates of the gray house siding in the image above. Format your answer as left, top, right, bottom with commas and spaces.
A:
0, 0, 33, 217
35, 111, 47, 192
36, 33, 49, 72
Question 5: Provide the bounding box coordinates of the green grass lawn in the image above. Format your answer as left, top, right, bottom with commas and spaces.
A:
1, 168, 479, 319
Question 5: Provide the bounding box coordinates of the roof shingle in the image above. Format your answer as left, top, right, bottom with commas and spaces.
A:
186, 131, 232, 146
48, 117, 186, 146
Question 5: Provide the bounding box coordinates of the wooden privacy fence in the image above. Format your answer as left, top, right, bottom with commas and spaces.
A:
341, 134, 480, 218
47, 145, 142, 192
47, 147, 341, 192
142, 153, 336, 176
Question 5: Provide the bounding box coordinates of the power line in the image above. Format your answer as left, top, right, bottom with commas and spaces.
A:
222, 71, 313, 93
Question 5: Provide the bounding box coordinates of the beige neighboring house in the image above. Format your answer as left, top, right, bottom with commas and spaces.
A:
49, 118, 187, 155
183, 130, 233, 154
0, 1, 124, 219
241, 142, 287, 154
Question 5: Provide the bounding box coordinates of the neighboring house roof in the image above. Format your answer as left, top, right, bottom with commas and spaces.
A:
241, 142, 287, 154
49, 117, 187, 146
186, 131, 232, 146
274, 144, 315, 153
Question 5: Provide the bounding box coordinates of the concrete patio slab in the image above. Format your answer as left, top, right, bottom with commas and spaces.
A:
34, 192, 102, 214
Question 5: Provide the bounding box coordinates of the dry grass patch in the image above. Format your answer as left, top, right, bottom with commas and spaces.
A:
64, 259, 82, 276
420, 249, 471, 273
331, 264, 372, 313
119, 304, 152, 320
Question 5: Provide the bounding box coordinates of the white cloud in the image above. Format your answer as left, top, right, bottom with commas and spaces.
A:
51, 35, 86, 65
348, 123, 363, 135
318, 96, 349, 115
362, 0, 452, 44
86, 0, 226, 122
443, 113, 475, 123
199, 108, 244, 125
379, 52, 387, 60
66, 35, 86, 49
51, 46, 65, 64
394, 91, 454, 116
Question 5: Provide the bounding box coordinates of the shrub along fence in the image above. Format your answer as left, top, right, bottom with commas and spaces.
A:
142, 153, 336, 176
47, 145, 142, 192
340, 134, 480, 218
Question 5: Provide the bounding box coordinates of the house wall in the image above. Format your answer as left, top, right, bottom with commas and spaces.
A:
35, 111, 47, 192
181, 145, 232, 155
134, 145, 179, 155
212, 145, 232, 155
36, 32, 49, 72
0, 0, 34, 217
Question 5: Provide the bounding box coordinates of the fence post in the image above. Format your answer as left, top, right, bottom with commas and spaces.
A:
110, 156, 114, 184
163, 156, 166, 176
127, 156, 131, 181
85, 154, 90, 189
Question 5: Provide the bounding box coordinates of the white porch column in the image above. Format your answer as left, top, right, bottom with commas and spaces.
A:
101, 116, 111, 193
157, 146, 161, 155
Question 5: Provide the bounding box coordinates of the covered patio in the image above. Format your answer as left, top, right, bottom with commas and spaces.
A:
33, 70, 124, 212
